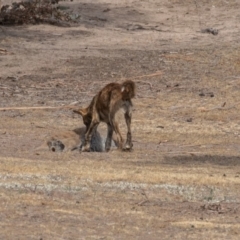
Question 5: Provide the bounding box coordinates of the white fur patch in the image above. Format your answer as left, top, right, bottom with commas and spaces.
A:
121, 86, 125, 92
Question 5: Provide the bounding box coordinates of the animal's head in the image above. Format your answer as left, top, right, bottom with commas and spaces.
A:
73, 107, 92, 130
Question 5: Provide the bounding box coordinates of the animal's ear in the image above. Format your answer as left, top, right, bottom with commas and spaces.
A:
73, 107, 88, 117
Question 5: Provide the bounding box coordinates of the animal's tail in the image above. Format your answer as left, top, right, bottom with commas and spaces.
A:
121, 80, 136, 100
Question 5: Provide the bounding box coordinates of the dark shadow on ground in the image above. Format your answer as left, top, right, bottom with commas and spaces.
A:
164, 154, 240, 167
0, 1, 147, 37
0, 25, 92, 42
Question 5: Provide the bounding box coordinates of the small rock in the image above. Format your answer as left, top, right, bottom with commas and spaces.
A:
6, 76, 18, 82
201, 28, 218, 35
103, 8, 110, 12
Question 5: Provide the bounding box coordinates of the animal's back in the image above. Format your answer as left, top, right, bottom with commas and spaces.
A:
95, 82, 121, 117
96, 80, 135, 107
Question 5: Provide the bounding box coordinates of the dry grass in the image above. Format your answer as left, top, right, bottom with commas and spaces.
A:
1, 0, 240, 238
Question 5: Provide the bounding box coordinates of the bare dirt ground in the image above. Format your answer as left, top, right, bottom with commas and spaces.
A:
1, 0, 240, 239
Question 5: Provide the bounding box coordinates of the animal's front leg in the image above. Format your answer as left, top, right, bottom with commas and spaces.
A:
123, 110, 133, 151
123, 132, 133, 151
81, 138, 91, 152
81, 133, 90, 152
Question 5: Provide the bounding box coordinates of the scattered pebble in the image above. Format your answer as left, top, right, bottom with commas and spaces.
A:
201, 28, 219, 35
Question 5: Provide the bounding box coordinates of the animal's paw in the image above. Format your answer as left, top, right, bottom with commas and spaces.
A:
123, 142, 133, 152
81, 145, 91, 152
71, 144, 82, 152
105, 144, 112, 152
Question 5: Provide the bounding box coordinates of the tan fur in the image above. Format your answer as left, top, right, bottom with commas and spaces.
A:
36, 127, 104, 152
74, 80, 136, 152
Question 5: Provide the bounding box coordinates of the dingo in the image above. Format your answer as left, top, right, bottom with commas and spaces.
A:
74, 80, 135, 152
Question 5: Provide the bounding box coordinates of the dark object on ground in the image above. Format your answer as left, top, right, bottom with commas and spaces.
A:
71, 128, 104, 152
47, 139, 65, 152
0, 0, 71, 26
201, 28, 218, 35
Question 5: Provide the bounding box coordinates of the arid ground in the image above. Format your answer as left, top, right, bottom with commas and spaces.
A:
1, 0, 240, 239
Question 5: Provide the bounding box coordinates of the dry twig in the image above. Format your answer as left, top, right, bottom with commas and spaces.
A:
164, 54, 205, 63
0, 48, 7, 54
123, 71, 163, 81
198, 101, 240, 112
135, 80, 153, 90
0, 105, 77, 111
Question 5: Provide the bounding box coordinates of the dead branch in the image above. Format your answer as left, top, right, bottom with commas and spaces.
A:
35, 17, 71, 27
164, 151, 209, 155
74, 71, 163, 92
135, 80, 153, 90
137, 200, 149, 206
0, 48, 7, 54
123, 71, 163, 81
0, 105, 77, 111
136, 94, 156, 99
0, 48, 7, 52
164, 54, 204, 63
198, 101, 240, 112
81, 71, 163, 86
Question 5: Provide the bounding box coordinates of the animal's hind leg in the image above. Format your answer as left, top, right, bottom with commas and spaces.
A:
105, 123, 113, 152
82, 121, 99, 152
110, 116, 124, 150
123, 108, 133, 151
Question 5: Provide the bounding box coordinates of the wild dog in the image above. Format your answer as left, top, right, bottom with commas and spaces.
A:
73, 80, 136, 152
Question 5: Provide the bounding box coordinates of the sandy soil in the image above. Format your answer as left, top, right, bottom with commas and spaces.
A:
1, 0, 240, 239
